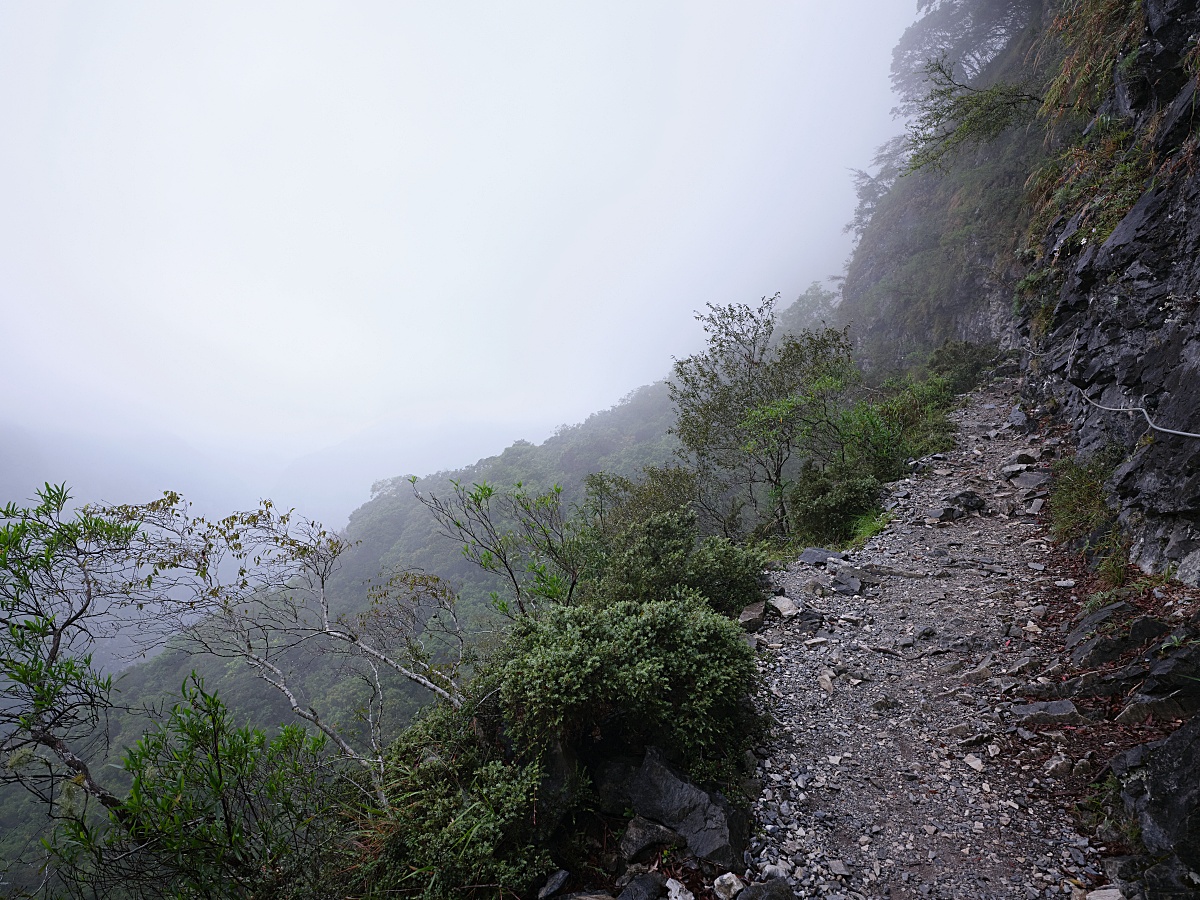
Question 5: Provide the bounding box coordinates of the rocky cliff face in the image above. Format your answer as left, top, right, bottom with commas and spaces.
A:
1032, 0, 1200, 583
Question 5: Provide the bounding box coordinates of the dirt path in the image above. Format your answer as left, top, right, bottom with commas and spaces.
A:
749, 379, 1110, 900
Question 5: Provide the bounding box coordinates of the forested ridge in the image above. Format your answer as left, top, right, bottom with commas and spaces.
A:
5, 0, 1200, 896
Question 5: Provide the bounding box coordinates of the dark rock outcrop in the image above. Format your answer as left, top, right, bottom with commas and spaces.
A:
1109, 715, 1200, 897
625, 749, 748, 869
1032, 0, 1200, 583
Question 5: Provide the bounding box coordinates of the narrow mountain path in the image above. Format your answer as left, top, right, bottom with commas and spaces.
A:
749, 379, 1110, 900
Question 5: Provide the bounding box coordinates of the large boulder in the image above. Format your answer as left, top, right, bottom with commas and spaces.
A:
1119, 715, 1200, 877
626, 749, 748, 869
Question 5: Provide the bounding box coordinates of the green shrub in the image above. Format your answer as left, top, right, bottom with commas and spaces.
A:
49, 676, 342, 900
925, 340, 999, 394
485, 592, 761, 785
685, 535, 768, 617
850, 509, 893, 547
596, 510, 766, 616
358, 706, 554, 900
345, 590, 763, 899
787, 465, 882, 546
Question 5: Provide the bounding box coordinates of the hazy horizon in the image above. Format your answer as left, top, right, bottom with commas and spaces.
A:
1, 2, 918, 526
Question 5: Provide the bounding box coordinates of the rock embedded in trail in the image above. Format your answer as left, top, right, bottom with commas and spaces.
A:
740, 602, 766, 633
797, 547, 844, 567
738, 879, 798, 900
1012, 699, 1085, 726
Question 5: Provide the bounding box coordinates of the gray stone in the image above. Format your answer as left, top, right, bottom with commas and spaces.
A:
791, 608, 823, 634
617, 873, 666, 900
739, 879, 797, 900
712, 873, 746, 900
798, 547, 842, 566
946, 490, 986, 511
627, 749, 748, 868
832, 575, 861, 594
618, 816, 684, 863
1127, 616, 1170, 646
1012, 699, 1085, 725
767, 596, 798, 618
739, 602, 766, 633
1011, 471, 1050, 491
1072, 616, 1170, 667
961, 663, 993, 684
539, 870, 571, 899
1065, 603, 1133, 649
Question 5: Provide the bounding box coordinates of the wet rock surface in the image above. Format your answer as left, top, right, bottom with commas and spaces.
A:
744, 380, 1199, 900
1031, 0, 1200, 587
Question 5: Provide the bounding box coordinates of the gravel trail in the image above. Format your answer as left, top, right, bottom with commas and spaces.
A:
749, 379, 1106, 900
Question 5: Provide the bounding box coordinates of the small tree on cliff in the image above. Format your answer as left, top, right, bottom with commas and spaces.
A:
0, 484, 466, 893
669, 296, 858, 537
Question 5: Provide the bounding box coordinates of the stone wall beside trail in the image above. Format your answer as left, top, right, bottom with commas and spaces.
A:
1028, 0, 1200, 583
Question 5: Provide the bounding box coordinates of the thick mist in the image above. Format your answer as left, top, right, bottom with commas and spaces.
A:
0, 3, 917, 525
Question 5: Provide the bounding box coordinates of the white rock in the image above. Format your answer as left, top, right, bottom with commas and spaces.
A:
713, 872, 746, 900
964, 754, 984, 772
667, 878, 695, 900
1086, 889, 1125, 900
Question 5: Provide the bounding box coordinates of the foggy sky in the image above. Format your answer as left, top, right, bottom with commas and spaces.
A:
0, 2, 916, 524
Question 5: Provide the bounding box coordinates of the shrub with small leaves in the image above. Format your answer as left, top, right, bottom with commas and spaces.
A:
484, 591, 761, 786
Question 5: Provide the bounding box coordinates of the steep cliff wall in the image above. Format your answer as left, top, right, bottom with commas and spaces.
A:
842, 0, 1200, 581
1033, 0, 1200, 582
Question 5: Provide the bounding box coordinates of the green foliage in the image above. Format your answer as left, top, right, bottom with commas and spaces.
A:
343, 587, 762, 899
581, 467, 699, 546
51, 675, 341, 900
356, 706, 554, 900
841, 118, 1048, 366
0, 483, 166, 816
1049, 450, 1130, 586
924, 339, 1000, 394
788, 467, 883, 547
1077, 774, 1143, 851
670, 297, 860, 536
483, 593, 760, 785
776, 281, 840, 332
1040, 0, 1144, 120
413, 478, 592, 615
785, 375, 957, 545
850, 509, 895, 548
596, 510, 766, 617
906, 55, 1042, 172
845, 137, 910, 244
1026, 119, 1153, 258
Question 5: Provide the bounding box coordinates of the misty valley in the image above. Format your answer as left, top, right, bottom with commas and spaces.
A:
5, 1, 1200, 899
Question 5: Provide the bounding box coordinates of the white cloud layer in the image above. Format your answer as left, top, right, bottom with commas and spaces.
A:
0, 2, 915, 521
